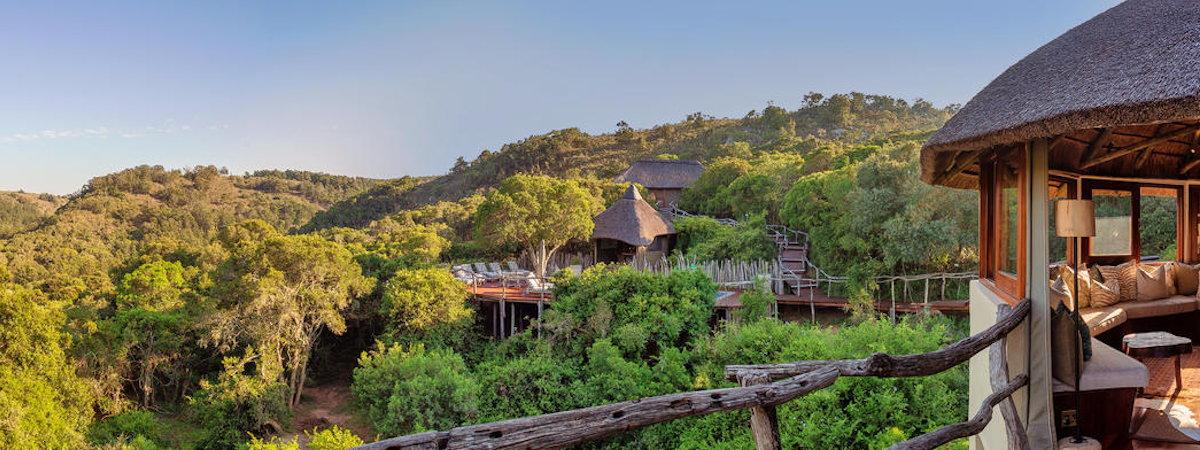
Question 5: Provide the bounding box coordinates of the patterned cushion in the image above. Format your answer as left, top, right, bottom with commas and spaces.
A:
1098, 263, 1138, 303
1050, 276, 1072, 309
1137, 264, 1173, 302
1058, 264, 1092, 309
1090, 276, 1121, 308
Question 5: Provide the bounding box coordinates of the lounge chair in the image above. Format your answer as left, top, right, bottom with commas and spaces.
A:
473, 262, 502, 280
489, 262, 505, 275
525, 273, 554, 295
505, 261, 533, 277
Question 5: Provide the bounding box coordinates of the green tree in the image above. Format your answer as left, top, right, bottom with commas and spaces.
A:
474, 175, 602, 277
380, 267, 474, 348
208, 220, 373, 408
352, 343, 480, 436
0, 283, 93, 448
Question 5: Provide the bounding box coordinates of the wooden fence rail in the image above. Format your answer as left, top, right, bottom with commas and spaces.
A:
353, 299, 1031, 450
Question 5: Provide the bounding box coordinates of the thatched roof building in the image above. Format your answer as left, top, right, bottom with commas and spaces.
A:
617, 159, 703, 190
591, 185, 674, 247
921, 0, 1200, 188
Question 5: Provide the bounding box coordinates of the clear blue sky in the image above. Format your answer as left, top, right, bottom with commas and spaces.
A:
0, 0, 1119, 194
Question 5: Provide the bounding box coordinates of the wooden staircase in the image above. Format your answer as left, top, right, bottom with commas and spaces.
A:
765, 224, 816, 295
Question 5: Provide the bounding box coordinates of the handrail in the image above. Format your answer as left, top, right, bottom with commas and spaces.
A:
353, 299, 1031, 450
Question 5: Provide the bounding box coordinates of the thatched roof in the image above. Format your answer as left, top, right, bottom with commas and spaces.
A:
592, 185, 675, 246
922, 0, 1200, 187
617, 159, 703, 189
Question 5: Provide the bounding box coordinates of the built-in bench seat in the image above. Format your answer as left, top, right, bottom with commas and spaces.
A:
1080, 295, 1200, 337
1053, 337, 1149, 393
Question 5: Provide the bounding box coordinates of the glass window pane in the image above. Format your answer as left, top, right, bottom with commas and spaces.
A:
997, 161, 1019, 275
1091, 189, 1132, 256
1048, 181, 1068, 265
1140, 187, 1178, 261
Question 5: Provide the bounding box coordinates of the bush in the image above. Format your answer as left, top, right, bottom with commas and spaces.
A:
189, 357, 291, 450
306, 425, 364, 450
546, 265, 716, 358
674, 214, 776, 262
87, 410, 168, 448
351, 343, 480, 436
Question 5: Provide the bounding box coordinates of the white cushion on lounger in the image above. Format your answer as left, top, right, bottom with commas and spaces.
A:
1053, 339, 1148, 393
1079, 306, 1127, 336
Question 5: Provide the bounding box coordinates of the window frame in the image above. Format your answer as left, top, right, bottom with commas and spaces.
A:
979, 146, 1027, 301
1080, 180, 1183, 265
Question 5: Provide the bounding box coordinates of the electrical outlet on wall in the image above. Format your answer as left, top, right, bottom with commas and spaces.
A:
1060, 409, 1078, 428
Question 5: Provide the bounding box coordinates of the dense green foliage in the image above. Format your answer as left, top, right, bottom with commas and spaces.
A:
0, 92, 975, 448
0, 191, 64, 238
474, 175, 603, 277
673, 215, 776, 262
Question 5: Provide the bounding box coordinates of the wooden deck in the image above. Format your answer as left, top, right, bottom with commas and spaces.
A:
468, 285, 552, 303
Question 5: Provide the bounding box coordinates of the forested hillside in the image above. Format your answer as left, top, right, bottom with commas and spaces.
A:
304, 92, 956, 230
0, 92, 978, 449
0, 190, 65, 237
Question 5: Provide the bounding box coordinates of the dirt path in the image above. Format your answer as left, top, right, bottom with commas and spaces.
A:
285, 382, 377, 446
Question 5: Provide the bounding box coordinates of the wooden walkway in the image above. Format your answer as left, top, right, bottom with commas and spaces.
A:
472, 285, 967, 314
713, 288, 968, 314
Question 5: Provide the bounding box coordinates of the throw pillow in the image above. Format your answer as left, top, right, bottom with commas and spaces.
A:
1174, 262, 1200, 296
1090, 276, 1121, 307
1057, 264, 1092, 309
1106, 262, 1138, 302
1050, 276, 1072, 309
1051, 302, 1091, 388
1137, 264, 1173, 302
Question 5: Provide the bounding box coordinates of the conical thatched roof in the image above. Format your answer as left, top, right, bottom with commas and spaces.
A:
591, 185, 675, 246
617, 159, 703, 189
922, 0, 1200, 187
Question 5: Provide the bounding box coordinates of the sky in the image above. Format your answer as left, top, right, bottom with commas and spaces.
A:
0, 0, 1121, 194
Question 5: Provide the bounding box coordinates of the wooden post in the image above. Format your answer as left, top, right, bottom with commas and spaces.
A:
510, 302, 516, 336
923, 278, 930, 305
740, 372, 781, 450
499, 299, 507, 339
537, 299, 544, 338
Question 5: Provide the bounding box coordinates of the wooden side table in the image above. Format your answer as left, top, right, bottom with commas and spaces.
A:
1122, 331, 1192, 391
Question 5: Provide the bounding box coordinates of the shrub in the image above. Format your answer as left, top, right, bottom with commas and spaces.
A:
306, 425, 364, 450
675, 214, 775, 262
243, 435, 300, 450
351, 343, 480, 436
86, 410, 168, 448
189, 357, 291, 450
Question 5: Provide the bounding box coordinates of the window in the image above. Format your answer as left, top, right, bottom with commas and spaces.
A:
1047, 178, 1073, 265
1090, 188, 1133, 257
997, 159, 1020, 276
1139, 186, 1179, 261
980, 146, 1025, 300
1082, 182, 1182, 265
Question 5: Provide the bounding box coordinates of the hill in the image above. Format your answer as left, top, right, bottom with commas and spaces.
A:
0, 191, 66, 238
303, 92, 957, 230
0, 166, 383, 303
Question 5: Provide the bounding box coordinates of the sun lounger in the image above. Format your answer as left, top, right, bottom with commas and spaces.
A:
473, 262, 502, 280
525, 273, 554, 295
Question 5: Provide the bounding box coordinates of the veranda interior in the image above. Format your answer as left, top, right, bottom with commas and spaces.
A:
918, 1, 1200, 447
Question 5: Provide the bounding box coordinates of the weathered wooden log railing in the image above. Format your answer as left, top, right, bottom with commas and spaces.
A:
354, 298, 1031, 450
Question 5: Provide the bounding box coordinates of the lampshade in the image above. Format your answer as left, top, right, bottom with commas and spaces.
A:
1055, 199, 1095, 238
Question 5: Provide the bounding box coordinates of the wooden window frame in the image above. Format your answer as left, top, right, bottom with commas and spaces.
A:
1081, 181, 1183, 266
979, 146, 1027, 302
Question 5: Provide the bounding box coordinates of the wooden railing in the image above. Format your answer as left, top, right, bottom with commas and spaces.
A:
353, 299, 1031, 450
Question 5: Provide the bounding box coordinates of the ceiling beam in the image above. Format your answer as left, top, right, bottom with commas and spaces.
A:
933, 150, 982, 185
1081, 124, 1200, 170
1078, 128, 1112, 168
1179, 130, 1200, 175
1134, 125, 1164, 170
